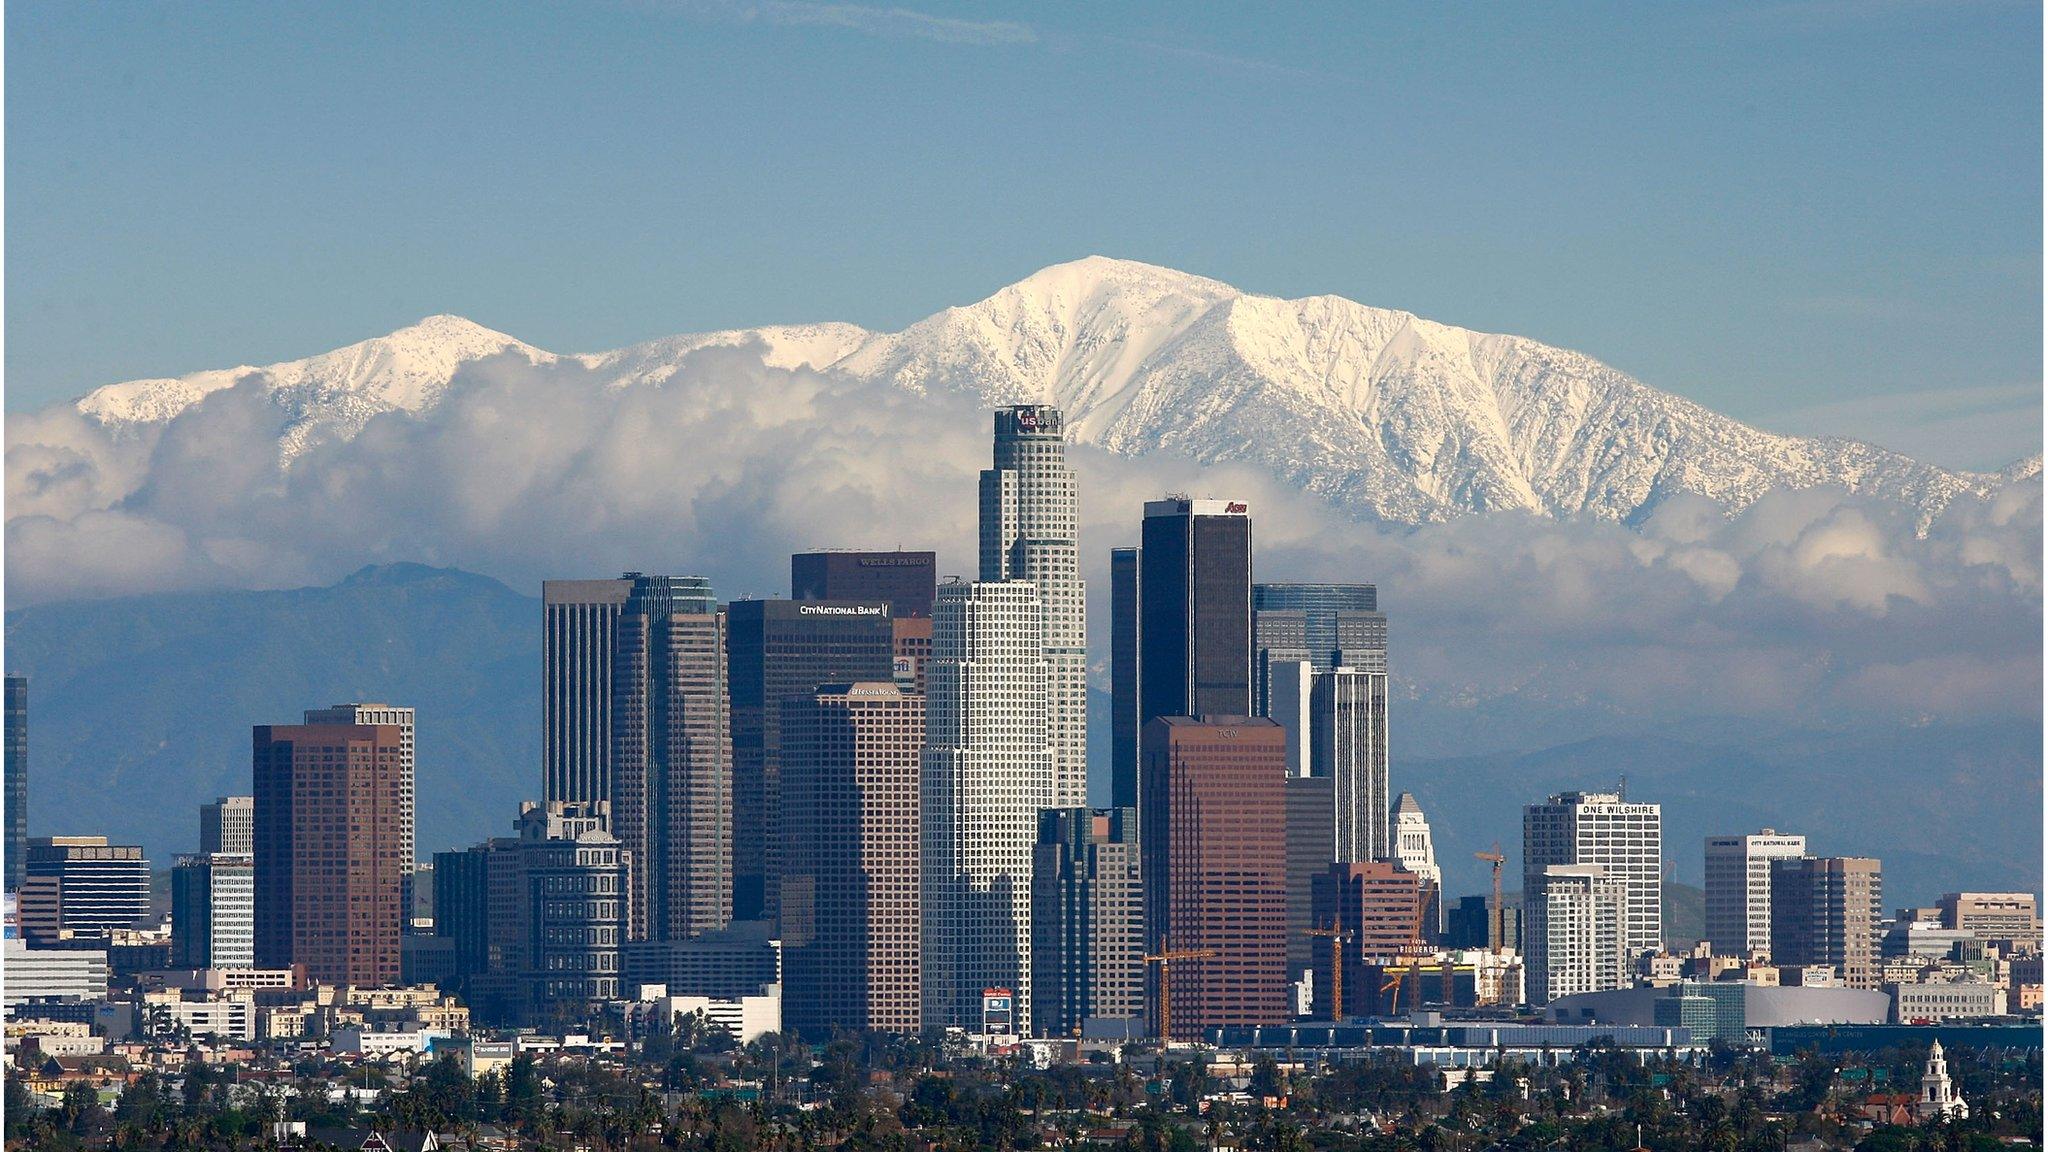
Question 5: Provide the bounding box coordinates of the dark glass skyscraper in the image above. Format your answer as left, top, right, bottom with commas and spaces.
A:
1251, 582, 1386, 714
791, 551, 938, 619
1137, 498, 1254, 729
5, 674, 24, 892
1109, 548, 1142, 809
724, 598, 895, 923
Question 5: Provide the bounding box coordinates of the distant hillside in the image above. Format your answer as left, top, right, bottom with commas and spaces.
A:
1664, 882, 1705, 951
4, 564, 538, 863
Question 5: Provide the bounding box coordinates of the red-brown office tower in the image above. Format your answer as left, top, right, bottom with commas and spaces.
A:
1140, 716, 1288, 1040
253, 723, 406, 985
779, 682, 923, 1035
1310, 860, 1435, 1019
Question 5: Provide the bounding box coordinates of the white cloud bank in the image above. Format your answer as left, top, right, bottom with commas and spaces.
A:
8, 344, 2040, 741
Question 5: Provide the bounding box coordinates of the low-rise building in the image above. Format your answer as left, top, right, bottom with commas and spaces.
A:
1890, 980, 2007, 1023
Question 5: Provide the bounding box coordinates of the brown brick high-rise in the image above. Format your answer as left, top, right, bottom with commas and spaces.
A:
779, 682, 923, 1035
253, 723, 406, 985
1141, 716, 1288, 1040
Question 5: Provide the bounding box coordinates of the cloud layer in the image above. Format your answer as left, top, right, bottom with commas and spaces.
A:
7, 344, 2040, 751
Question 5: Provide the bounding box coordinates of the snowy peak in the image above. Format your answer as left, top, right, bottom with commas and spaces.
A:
62, 259, 2020, 524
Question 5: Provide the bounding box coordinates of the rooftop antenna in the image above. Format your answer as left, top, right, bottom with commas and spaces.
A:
1618, 774, 1627, 802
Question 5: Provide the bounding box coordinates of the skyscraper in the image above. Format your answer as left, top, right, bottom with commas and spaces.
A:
1770, 856, 1883, 990
1311, 860, 1434, 1018
1141, 716, 1288, 1039
611, 575, 732, 943
1284, 775, 1336, 993
199, 796, 255, 857
1703, 830, 1807, 957
1523, 790, 1662, 957
1391, 793, 1442, 930
18, 837, 150, 946
5, 674, 24, 892
979, 405, 1087, 808
921, 580, 1052, 1031
1109, 547, 1142, 809
253, 722, 407, 985
304, 704, 415, 874
1032, 807, 1143, 1037
725, 598, 895, 922
1251, 583, 1387, 712
436, 801, 628, 1026
780, 682, 923, 1036
1138, 498, 1254, 730
170, 853, 255, 969
1526, 864, 1629, 1005
542, 578, 634, 805
791, 550, 938, 618
1312, 668, 1390, 864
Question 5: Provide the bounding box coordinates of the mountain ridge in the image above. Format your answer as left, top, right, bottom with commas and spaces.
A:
68, 256, 2019, 525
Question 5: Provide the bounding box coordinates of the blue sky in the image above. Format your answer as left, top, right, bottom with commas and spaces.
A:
6, 0, 2041, 467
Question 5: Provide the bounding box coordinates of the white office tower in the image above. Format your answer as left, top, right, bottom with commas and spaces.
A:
921, 581, 1054, 1033
304, 703, 415, 869
979, 405, 1086, 809
1523, 790, 1662, 957
1266, 659, 1314, 778
1527, 864, 1628, 1005
1704, 829, 1807, 958
1312, 668, 1390, 862
1391, 793, 1440, 892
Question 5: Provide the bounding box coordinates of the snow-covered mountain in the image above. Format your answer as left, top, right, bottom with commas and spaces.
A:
71, 256, 2014, 523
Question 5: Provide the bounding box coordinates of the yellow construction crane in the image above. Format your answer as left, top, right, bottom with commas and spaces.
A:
1143, 936, 1215, 1050
1474, 843, 1507, 952
1301, 922, 1354, 1022
1380, 886, 1436, 1015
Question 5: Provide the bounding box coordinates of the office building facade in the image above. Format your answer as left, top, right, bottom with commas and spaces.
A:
1392, 792, 1442, 930
724, 598, 895, 922
1312, 668, 1390, 864
1141, 716, 1289, 1039
4, 674, 23, 892
1938, 892, 2040, 943
542, 578, 634, 805
780, 682, 924, 1036
611, 575, 732, 943
1523, 790, 1662, 957
1284, 776, 1336, 987
252, 722, 407, 985
979, 405, 1087, 809
1527, 864, 1629, 1005
921, 580, 1052, 1032
1109, 547, 1142, 809
303, 704, 416, 875
1032, 807, 1142, 1037
170, 854, 255, 969
1703, 830, 1806, 957
1137, 499, 1254, 729
1251, 583, 1386, 712
1310, 860, 1435, 1018
1771, 856, 1883, 990
18, 837, 151, 946
200, 796, 256, 857
791, 550, 937, 619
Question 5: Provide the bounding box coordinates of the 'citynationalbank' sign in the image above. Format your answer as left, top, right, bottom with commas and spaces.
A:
799, 604, 887, 616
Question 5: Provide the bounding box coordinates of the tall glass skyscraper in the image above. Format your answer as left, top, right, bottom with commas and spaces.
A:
1251, 582, 1386, 715
4, 674, 24, 892
979, 405, 1087, 809
1136, 498, 1254, 725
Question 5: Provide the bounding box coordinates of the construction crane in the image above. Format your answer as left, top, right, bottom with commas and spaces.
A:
1474, 843, 1507, 952
1301, 922, 1354, 1022
1143, 936, 1215, 1051
1380, 886, 1436, 1015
